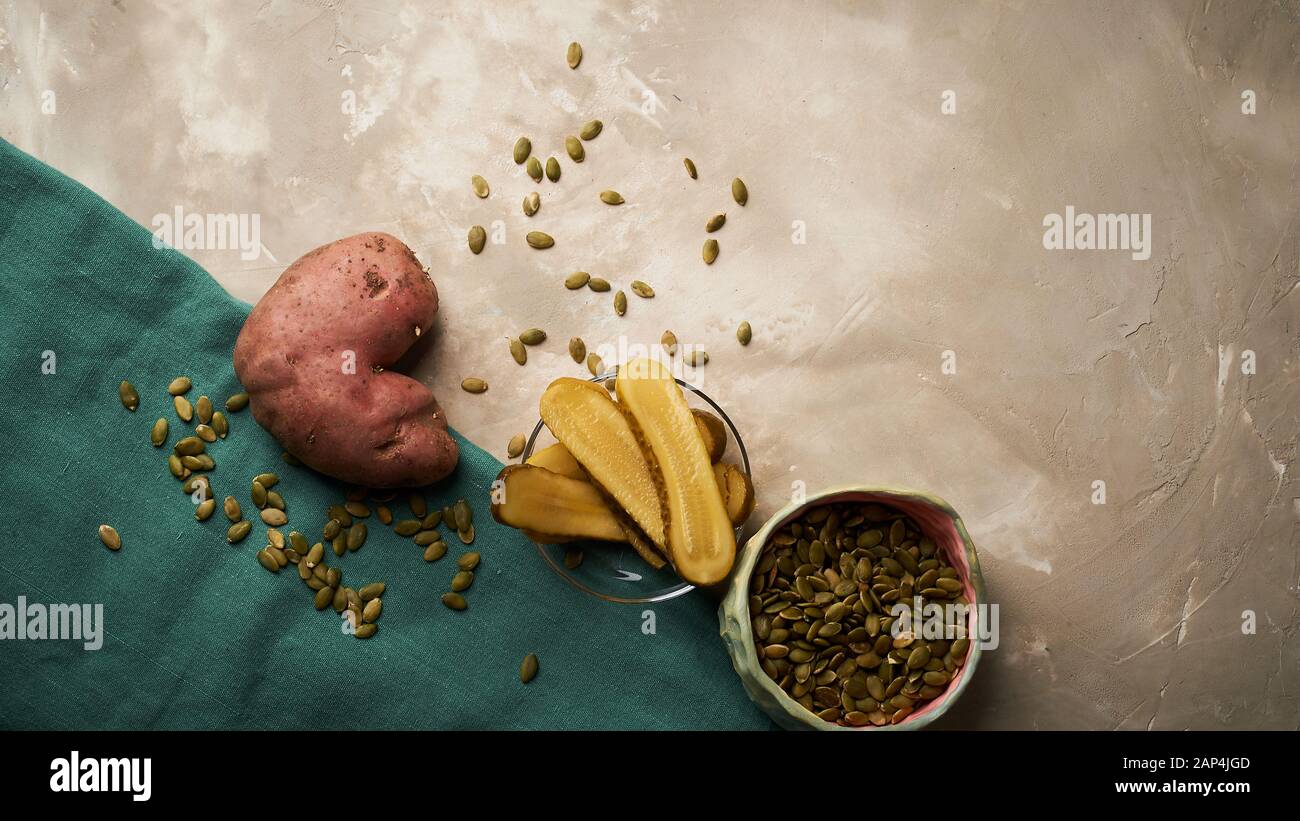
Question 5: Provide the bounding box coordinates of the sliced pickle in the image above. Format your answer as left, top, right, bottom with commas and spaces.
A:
616, 358, 736, 586
539, 377, 666, 547
714, 462, 755, 526
491, 465, 627, 543
525, 442, 587, 480
692, 409, 727, 462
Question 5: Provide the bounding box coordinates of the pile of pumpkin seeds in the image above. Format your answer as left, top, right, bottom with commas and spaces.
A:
749, 501, 972, 728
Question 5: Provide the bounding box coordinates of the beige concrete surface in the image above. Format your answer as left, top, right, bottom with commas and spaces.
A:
2, 0, 1298, 729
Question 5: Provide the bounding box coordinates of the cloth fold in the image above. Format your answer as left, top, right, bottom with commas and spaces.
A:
0, 139, 770, 730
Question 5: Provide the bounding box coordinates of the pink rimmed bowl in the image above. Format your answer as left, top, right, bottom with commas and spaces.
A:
718, 485, 985, 731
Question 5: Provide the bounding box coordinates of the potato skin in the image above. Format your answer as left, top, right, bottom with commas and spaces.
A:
233, 232, 459, 487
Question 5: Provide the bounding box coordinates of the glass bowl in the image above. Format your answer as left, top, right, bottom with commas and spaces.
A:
519, 371, 750, 604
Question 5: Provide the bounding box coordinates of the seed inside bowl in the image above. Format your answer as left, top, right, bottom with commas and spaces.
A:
748, 501, 971, 728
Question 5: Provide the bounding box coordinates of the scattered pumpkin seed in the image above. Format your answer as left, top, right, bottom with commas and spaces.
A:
687, 350, 709, 367
359, 582, 385, 601
461, 377, 488, 394
167, 454, 184, 478
587, 277, 610, 292
211, 411, 228, 438
468, 225, 486, 255
266, 490, 285, 511
520, 653, 539, 683
569, 337, 586, 364
195, 424, 217, 442
737, 321, 752, 346
661, 330, 678, 356
195, 395, 213, 424
703, 238, 719, 265
526, 156, 543, 182
599, 190, 624, 205
451, 570, 474, 592
458, 525, 475, 544
706, 213, 726, 232
545, 157, 560, 182
225, 392, 248, 412
580, 120, 602, 140
118, 381, 139, 411
223, 496, 241, 522
587, 353, 604, 376
441, 592, 467, 611
513, 137, 531, 165
457, 551, 481, 571
614, 290, 627, 316
150, 417, 168, 447
260, 508, 288, 527
683, 157, 697, 179
257, 548, 279, 573
354, 623, 377, 639
453, 500, 473, 532
732, 177, 748, 206
526, 231, 554, 249
507, 434, 526, 458
167, 376, 192, 396
471, 174, 490, 198
228, 520, 252, 543
394, 519, 422, 537
347, 523, 367, 551
565, 271, 591, 290
566, 41, 582, 69
362, 598, 383, 623
408, 493, 427, 518
510, 338, 527, 366
423, 542, 447, 562
522, 191, 540, 217
630, 280, 654, 298
421, 510, 442, 529
98, 524, 121, 551
174, 395, 193, 422
414, 530, 442, 546
314, 586, 334, 610
519, 328, 546, 346
254, 472, 279, 488
174, 436, 204, 456
565, 136, 584, 162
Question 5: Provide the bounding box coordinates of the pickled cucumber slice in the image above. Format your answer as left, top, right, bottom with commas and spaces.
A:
692, 409, 727, 462
616, 358, 736, 585
491, 464, 626, 542
525, 442, 587, 480
539, 378, 666, 547
714, 462, 755, 526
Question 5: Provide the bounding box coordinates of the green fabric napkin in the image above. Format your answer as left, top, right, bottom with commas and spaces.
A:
0, 139, 771, 730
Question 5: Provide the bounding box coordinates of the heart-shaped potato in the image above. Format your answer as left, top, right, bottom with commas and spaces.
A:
233, 232, 459, 488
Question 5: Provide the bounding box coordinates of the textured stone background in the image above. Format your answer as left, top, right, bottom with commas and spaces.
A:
2, 0, 1297, 729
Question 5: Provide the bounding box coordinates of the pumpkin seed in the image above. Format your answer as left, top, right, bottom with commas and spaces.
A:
513, 137, 531, 165
394, 519, 422, 537
421, 510, 443, 529
461, 377, 488, 394
260, 508, 288, 527
702, 238, 719, 265
195, 424, 216, 442
257, 548, 279, 573
580, 120, 602, 140
332, 587, 348, 612
507, 434, 526, 458
227, 521, 252, 543
526, 156, 543, 182
314, 586, 334, 610
117, 380, 139, 411
453, 499, 472, 532
522, 191, 540, 217
518, 328, 546, 346
210, 411, 228, 438
194, 395, 213, 424
614, 290, 627, 316
599, 190, 624, 205
267, 529, 285, 549
683, 157, 697, 179
458, 525, 475, 544
737, 321, 752, 346
174, 395, 193, 422
359, 582, 385, 601
354, 623, 377, 639
225, 392, 248, 412
510, 338, 527, 366
706, 213, 726, 233
150, 417, 168, 446
732, 177, 748, 206
451, 570, 474, 592
223, 496, 241, 522
423, 542, 447, 562
441, 592, 467, 611
661, 330, 678, 356
545, 157, 560, 182
457, 551, 480, 571
569, 337, 586, 364
347, 523, 367, 551
630, 281, 654, 298
686, 350, 709, 367
526, 231, 554, 249
98, 524, 121, 551
587, 353, 604, 376
565, 271, 590, 289
414, 530, 442, 546
471, 174, 490, 198
520, 653, 539, 683
167, 454, 184, 478
377, 505, 393, 525
167, 376, 192, 396
565, 135, 584, 163
362, 598, 382, 623
468, 225, 486, 255
566, 41, 582, 68
173, 436, 204, 456
587, 277, 610, 292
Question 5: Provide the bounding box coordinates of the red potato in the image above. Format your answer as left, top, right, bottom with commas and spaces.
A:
233, 232, 459, 487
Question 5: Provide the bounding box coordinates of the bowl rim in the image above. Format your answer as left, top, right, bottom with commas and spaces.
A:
521, 370, 752, 605
718, 483, 985, 731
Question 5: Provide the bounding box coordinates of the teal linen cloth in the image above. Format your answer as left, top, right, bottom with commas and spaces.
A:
0, 138, 771, 730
